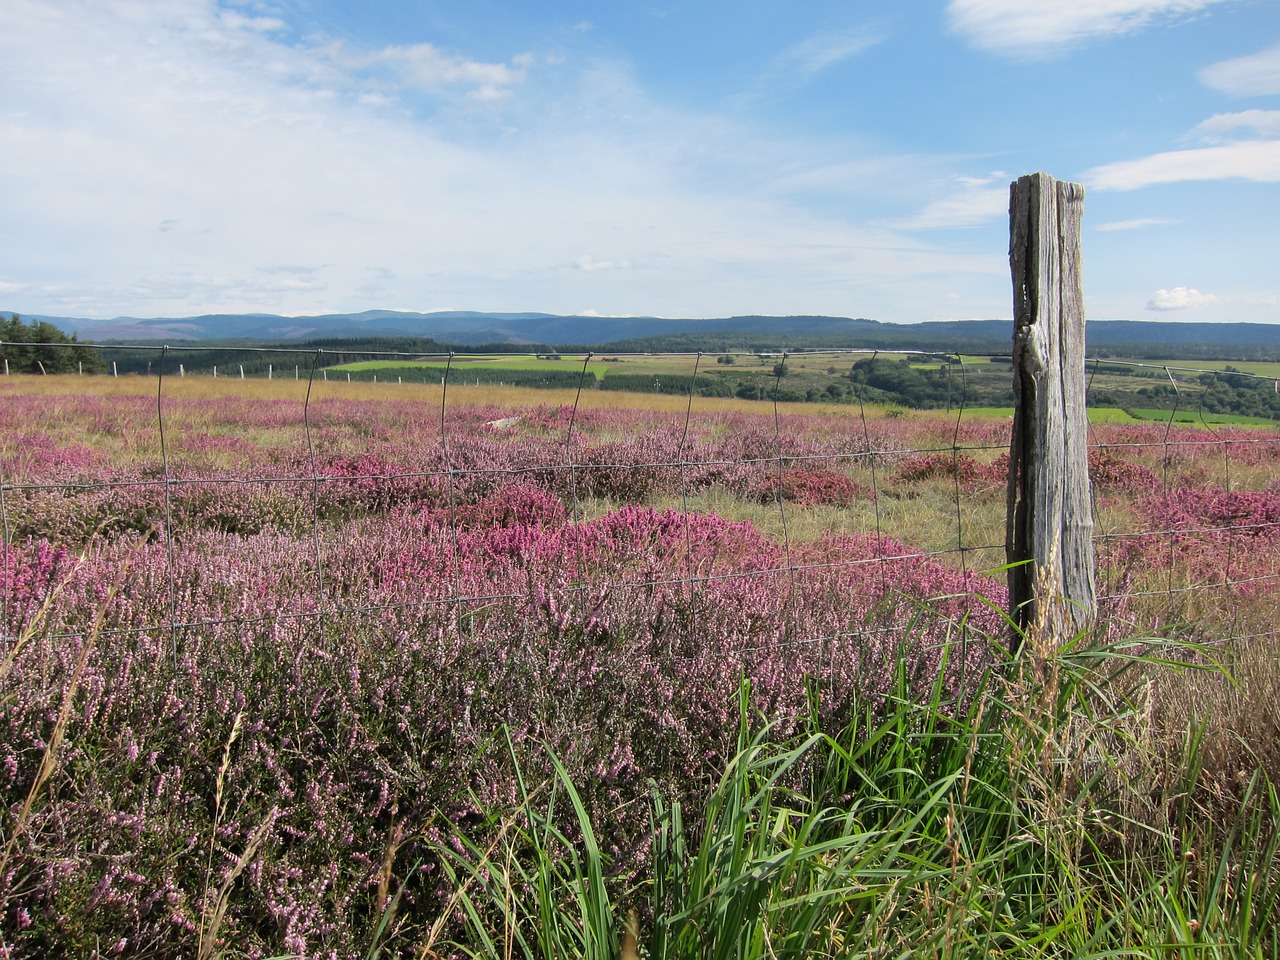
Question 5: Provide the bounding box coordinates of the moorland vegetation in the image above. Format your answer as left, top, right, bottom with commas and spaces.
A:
0, 373, 1277, 957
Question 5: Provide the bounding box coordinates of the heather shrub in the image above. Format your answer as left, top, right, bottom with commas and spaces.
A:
0, 489, 1007, 956
1088, 447, 1160, 493
316, 453, 444, 514
570, 439, 679, 503
0, 434, 101, 481
1141, 488, 1280, 540
894, 451, 999, 487
4, 484, 164, 543
748, 467, 872, 506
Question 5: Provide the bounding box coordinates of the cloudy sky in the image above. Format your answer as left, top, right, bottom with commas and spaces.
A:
2, 0, 1277, 325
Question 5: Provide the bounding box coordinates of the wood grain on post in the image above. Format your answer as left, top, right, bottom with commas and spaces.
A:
1006, 173, 1096, 654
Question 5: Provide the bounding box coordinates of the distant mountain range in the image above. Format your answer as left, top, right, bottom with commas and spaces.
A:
26, 310, 892, 344
15, 309, 1280, 358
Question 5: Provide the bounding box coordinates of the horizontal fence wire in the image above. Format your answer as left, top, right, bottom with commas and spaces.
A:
1, 343, 1278, 662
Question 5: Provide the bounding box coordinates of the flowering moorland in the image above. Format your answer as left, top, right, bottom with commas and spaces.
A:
0, 379, 1277, 956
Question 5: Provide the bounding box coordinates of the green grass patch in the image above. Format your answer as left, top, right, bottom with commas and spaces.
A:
1121, 407, 1280, 427
430, 637, 1280, 959
329, 356, 612, 378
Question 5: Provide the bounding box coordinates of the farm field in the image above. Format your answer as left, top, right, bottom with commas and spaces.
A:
2, 374, 1279, 957
85, 339, 1280, 423
312, 349, 1280, 421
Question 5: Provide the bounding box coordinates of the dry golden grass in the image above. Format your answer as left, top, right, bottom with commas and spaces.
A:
1152, 633, 1280, 802
0, 371, 951, 422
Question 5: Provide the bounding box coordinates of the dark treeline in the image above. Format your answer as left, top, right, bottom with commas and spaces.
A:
1088, 342, 1280, 362
334, 365, 587, 390
589, 331, 1013, 356
1, 314, 104, 374
95, 336, 455, 377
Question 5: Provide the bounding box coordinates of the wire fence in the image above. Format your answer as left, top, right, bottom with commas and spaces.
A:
1, 342, 1278, 666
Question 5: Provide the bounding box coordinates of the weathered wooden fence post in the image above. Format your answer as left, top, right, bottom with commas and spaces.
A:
1006, 172, 1096, 655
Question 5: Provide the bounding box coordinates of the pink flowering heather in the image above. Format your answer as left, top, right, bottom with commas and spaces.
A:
1, 380, 1275, 957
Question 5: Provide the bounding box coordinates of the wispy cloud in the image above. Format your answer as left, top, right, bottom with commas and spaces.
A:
1200, 42, 1280, 96
1095, 217, 1176, 231
573, 255, 630, 272
947, 0, 1233, 56
775, 27, 885, 82
217, 10, 286, 34
1190, 109, 1280, 142
897, 175, 1009, 230
1087, 140, 1280, 189
742, 26, 884, 102
1147, 286, 1218, 310
340, 42, 533, 101
0, 0, 982, 321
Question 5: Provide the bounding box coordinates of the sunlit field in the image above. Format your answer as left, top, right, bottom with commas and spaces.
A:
2, 374, 1278, 957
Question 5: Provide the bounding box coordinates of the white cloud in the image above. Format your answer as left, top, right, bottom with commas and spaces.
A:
339, 41, 531, 100
948, 0, 1232, 55
218, 10, 285, 33
1095, 217, 1176, 231
1191, 109, 1280, 142
898, 176, 1008, 229
574, 255, 629, 272
0, 0, 1021, 322
1201, 42, 1280, 96
0, 281, 26, 294
1087, 140, 1280, 189
1147, 286, 1218, 310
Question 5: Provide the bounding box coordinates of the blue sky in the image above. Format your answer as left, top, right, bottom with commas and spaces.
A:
1, 0, 1277, 325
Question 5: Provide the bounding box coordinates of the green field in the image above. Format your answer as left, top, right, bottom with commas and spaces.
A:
310, 349, 1280, 426
331, 356, 612, 378
1116, 407, 1280, 426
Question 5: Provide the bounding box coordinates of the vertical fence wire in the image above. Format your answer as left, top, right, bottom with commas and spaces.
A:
566, 354, 593, 528
1188, 380, 1234, 593
565, 355, 594, 617
439, 353, 462, 605
1160, 367, 1182, 599
1084, 358, 1112, 603
302, 349, 327, 607
854, 350, 888, 601
1192, 376, 1237, 593
678, 353, 703, 644
949, 354, 970, 578
946, 354, 972, 681
769, 353, 799, 643
155, 345, 179, 664
0, 446, 10, 642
